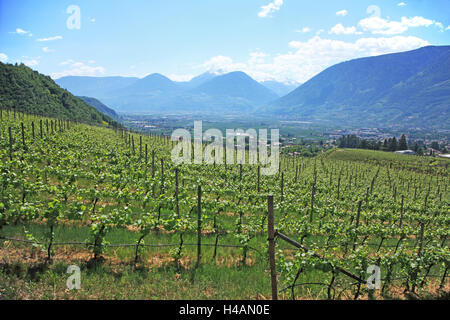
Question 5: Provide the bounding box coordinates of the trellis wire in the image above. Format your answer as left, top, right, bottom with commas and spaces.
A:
0, 236, 263, 256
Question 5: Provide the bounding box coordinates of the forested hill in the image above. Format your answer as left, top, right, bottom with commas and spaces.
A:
77, 96, 118, 119
0, 62, 119, 127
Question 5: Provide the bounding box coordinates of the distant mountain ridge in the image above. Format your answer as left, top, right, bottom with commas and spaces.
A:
260, 81, 297, 96
181, 72, 217, 88
266, 45, 450, 129
118, 73, 182, 95
192, 72, 278, 105
56, 76, 138, 98
55, 71, 290, 114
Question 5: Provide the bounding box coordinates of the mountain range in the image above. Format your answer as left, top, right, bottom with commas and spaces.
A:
267, 45, 450, 128
54, 45, 450, 129
56, 71, 292, 114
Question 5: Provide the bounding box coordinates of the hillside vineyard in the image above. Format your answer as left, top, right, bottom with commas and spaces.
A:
0, 110, 449, 299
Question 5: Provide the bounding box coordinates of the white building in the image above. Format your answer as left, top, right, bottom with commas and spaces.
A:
395, 150, 416, 155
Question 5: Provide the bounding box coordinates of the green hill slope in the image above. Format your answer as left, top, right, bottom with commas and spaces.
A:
77, 96, 118, 119
0, 62, 119, 126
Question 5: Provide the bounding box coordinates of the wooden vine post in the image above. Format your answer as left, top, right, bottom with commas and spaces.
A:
21, 122, 26, 149
160, 158, 164, 195
152, 150, 155, 177
257, 165, 260, 193
365, 187, 369, 206
175, 168, 179, 216
399, 195, 404, 228
145, 144, 148, 163
352, 200, 362, 251
267, 194, 278, 300
337, 174, 341, 200
412, 222, 425, 293
8, 127, 13, 161
196, 185, 202, 268
309, 175, 316, 223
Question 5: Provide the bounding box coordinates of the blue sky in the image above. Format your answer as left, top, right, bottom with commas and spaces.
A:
1, 0, 449, 83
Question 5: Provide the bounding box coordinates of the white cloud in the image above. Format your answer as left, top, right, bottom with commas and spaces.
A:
51, 61, 105, 79
329, 24, 362, 35
258, 0, 283, 18
404, 16, 436, 27
398, 2, 407, 7
201, 35, 429, 84
249, 52, 269, 64
203, 55, 246, 74
37, 36, 63, 42
11, 28, 31, 36
295, 27, 311, 33
59, 59, 75, 66
359, 16, 441, 35
336, 10, 348, 17
446, 25, 450, 31
281, 36, 429, 82
42, 47, 54, 53
0, 53, 8, 63
316, 29, 325, 36
90, 18, 96, 23
24, 59, 39, 67
167, 74, 195, 82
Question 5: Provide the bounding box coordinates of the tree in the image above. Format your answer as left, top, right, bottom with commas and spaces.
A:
398, 134, 408, 150
359, 139, 368, 149
388, 137, 398, 151
376, 141, 382, 150
382, 139, 388, 151
338, 135, 346, 148
430, 141, 440, 151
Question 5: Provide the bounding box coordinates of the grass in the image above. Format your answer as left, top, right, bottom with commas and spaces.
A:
1, 236, 269, 299
326, 148, 449, 174
0, 258, 272, 300
1, 222, 272, 300
2, 222, 448, 300
2, 245, 447, 300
